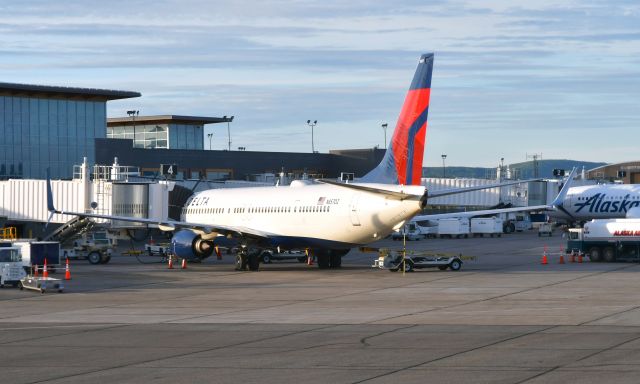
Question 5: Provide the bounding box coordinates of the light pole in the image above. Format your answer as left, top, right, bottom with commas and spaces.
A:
381, 123, 388, 148
441, 154, 447, 178
126, 110, 139, 148
307, 120, 317, 153
500, 157, 505, 181
223, 115, 234, 151
207, 133, 213, 150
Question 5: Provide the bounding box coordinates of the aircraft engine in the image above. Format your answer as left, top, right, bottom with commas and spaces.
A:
171, 230, 214, 261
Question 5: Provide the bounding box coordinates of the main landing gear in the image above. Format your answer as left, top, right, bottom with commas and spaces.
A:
234, 248, 350, 271
315, 249, 349, 269
235, 249, 260, 271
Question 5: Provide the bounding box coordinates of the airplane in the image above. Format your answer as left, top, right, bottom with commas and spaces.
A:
549, 182, 640, 222
47, 53, 537, 271
413, 168, 640, 225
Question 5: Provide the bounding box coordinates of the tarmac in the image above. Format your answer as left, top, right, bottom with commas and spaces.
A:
2, 230, 640, 383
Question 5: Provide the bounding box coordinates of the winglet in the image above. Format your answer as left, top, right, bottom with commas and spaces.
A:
46, 168, 56, 213
45, 168, 57, 229
551, 167, 577, 208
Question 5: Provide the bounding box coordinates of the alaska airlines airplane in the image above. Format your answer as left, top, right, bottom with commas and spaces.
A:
550, 183, 640, 222
47, 53, 533, 270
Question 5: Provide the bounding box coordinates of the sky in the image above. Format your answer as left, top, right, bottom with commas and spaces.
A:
0, 0, 639, 168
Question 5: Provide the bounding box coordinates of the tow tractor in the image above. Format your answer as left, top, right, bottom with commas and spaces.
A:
0, 247, 26, 288
369, 248, 468, 272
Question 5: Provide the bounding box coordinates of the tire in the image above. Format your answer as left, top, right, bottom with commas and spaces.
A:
402, 260, 413, 272
235, 254, 247, 271
589, 247, 602, 262
88, 251, 102, 265
603, 247, 616, 263
449, 259, 462, 271
329, 253, 342, 268
248, 254, 260, 271
317, 254, 330, 269
261, 252, 272, 264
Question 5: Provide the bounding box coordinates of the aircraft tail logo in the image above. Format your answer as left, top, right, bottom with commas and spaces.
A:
361, 53, 433, 185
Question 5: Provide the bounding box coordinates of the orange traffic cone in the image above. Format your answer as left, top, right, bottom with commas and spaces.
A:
43, 258, 49, 278
559, 254, 565, 264
34, 264, 39, 277
570, 251, 576, 263
306, 249, 313, 266
64, 257, 71, 280
578, 252, 583, 263
215, 246, 222, 260
541, 253, 548, 265
181, 259, 187, 269
168, 257, 174, 269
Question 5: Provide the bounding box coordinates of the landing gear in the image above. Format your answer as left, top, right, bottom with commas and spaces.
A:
235, 249, 260, 271
315, 249, 349, 269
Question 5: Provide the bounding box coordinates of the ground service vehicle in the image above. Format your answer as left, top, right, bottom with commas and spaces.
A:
438, 218, 470, 238
259, 250, 307, 264
566, 219, 640, 262
391, 222, 425, 241
0, 247, 26, 287
470, 217, 503, 237
538, 222, 553, 237
372, 250, 463, 272
61, 231, 113, 265
1, 241, 60, 273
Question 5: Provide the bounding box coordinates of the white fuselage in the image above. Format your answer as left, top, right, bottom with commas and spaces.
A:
180, 182, 425, 248
552, 184, 640, 221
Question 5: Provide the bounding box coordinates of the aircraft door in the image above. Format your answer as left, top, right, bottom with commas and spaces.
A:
349, 194, 361, 226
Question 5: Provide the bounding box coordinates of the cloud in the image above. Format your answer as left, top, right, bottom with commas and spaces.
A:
0, 0, 639, 166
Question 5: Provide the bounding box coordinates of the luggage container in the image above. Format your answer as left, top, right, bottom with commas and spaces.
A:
437, 218, 470, 239
470, 217, 503, 237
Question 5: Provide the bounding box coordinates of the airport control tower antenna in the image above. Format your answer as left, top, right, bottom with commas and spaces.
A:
526, 153, 542, 178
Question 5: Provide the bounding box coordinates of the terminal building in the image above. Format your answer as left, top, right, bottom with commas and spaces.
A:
0, 82, 140, 180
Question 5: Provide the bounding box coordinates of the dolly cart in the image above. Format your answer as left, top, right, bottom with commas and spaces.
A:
371, 249, 465, 272
19, 275, 64, 294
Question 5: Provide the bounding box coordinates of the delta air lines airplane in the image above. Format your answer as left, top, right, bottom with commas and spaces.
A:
47, 53, 533, 270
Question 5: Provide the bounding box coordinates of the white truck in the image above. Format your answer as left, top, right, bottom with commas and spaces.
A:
437, 218, 470, 239
470, 217, 503, 238
392, 222, 425, 241
566, 218, 640, 262
0, 247, 26, 288
1, 241, 60, 273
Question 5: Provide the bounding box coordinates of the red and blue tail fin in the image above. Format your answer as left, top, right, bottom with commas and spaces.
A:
361, 53, 433, 185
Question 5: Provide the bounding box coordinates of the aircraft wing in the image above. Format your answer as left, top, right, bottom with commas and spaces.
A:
413, 204, 551, 221
416, 168, 578, 221
46, 173, 272, 239
427, 178, 542, 199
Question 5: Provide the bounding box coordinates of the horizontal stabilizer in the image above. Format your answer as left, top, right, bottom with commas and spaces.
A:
317, 179, 419, 200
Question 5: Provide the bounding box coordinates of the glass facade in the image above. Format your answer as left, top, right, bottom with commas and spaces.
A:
107, 123, 203, 150
107, 124, 169, 149
0, 96, 106, 179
